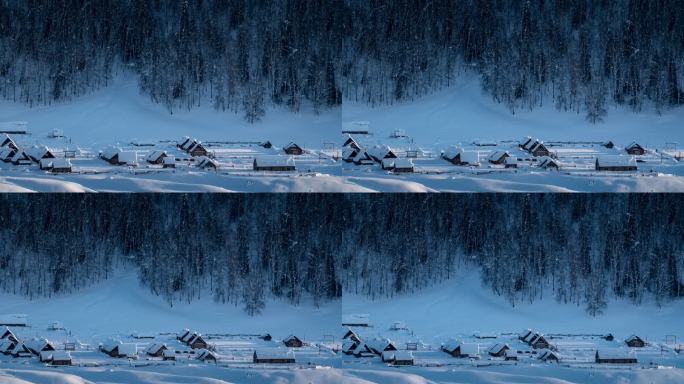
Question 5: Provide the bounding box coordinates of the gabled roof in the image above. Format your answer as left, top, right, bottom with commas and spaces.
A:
284, 142, 302, 150
538, 156, 560, 169
117, 343, 137, 357
146, 150, 167, 162
26, 338, 53, 354
197, 156, 219, 169
368, 145, 396, 161
26, 145, 53, 162
197, 349, 217, 360
625, 141, 644, 150
487, 343, 509, 355
144, 343, 166, 355
342, 340, 359, 353
343, 135, 361, 149
283, 335, 302, 343
487, 151, 509, 162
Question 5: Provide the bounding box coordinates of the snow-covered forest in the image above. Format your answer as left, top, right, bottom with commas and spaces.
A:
344, 0, 684, 122
0, 194, 682, 316
0, 1, 343, 122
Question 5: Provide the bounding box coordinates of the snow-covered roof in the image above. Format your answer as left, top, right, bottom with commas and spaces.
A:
443, 146, 479, 163
253, 349, 295, 360
342, 341, 358, 352
342, 147, 358, 160
519, 136, 532, 146
393, 158, 414, 169
26, 338, 52, 353
625, 335, 643, 342
487, 343, 508, 354
487, 151, 509, 162
368, 145, 395, 160
52, 158, 71, 169
117, 151, 137, 164
596, 155, 636, 167
352, 150, 371, 162
538, 156, 560, 168
39, 350, 53, 361
100, 146, 122, 160
539, 350, 560, 361
26, 145, 52, 161
0, 340, 15, 353
10, 151, 30, 163
443, 146, 460, 160
284, 142, 302, 150
596, 348, 636, 359
625, 141, 643, 149
101, 340, 121, 353
254, 156, 295, 167
117, 343, 137, 357
144, 343, 166, 355
393, 351, 413, 361
0, 148, 15, 160
283, 335, 301, 343
163, 156, 175, 165
177, 329, 190, 339
52, 351, 71, 361
197, 156, 218, 168
197, 349, 217, 360
146, 150, 167, 162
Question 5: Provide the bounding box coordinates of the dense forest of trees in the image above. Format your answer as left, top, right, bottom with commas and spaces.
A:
0, 0, 343, 122
0, 194, 682, 316
2, 1, 682, 123
344, 0, 684, 122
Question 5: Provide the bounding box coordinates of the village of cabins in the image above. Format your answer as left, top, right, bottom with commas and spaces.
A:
0, 314, 329, 368
337, 122, 683, 176
2, 312, 680, 371
338, 314, 682, 370
0, 127, 333, 175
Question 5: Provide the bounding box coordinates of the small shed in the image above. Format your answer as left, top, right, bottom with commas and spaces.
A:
162, 349, 176, 361
100, 148, 137, 166
595, 349, 637, 364
392, 350, 414, 366
162, 156, 176, 168
178, 137, 192, 150
253, 349, 296, 364
625, 335, 646, 348
197, 349, 218, 362
0, 134, 18, 150
487, 343, 509, 357
283, 335, 304, 348
381, 158, 414, 173
177, 329, 191, 341
519, 136, 533, 149
146, 150, 168, 164
595, 156, 637, 171
519, 329, 533, 342
283, 142, 304, 155
487, 151, 509, 165
51, 159, 72, 173
625, 141, 646, 155
253, 156, 296, 171
529, 141, 550, 157
145, 343, 167, 357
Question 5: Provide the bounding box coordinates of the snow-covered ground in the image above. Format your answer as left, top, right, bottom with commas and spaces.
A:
340, 76, 684, 192
340, 270, 684, 383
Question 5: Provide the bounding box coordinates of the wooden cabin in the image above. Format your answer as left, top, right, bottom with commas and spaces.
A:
539, 350, 560, 362
177, 329, 191, 341
366, 338, 397, 355
352, 150, 374, 165
162, 156, 176, 168
197, 349, 217, 362
51, 158, 72, 173
283, 335, 304, 348
188, 142, 208, 157
487, 343, 509, 357
342, 341, 359, 355
342, 328, 361, 343
253, 156, 296, 171
368, 145, 397, 163
487, 151, 509, 165
260, 141, 272, 149
177, 137, 192, 150
381, 158, 414, 173
146, 150, 167, 164
625, 335, 646, 348
595, 156, 637, 171
253, 350, 296, 364
0, 148, 16, 162
0, 328, 18, 342
595, 349, 637, 364
538, 156, 560, 170
283, 142, 304, 155
441, 339, 479, 358
0, 134, 18, 150
100, 341, 137, 358
26, 338, 55, 355
197, 156, 219, 170
187, 334, 208, 349
529, 141, 550, 157
100, 148, 137, 166
442, 146, 480, 166
518, 329, 533, 342
144, 343, 167, 357
519, 136, 533, 150
26, 145, 55, 163
528, 334, 550, 349
342, 147, 360, 163
51, 351, 72, 366
342, 135, 361, 150
625, 141, 646, 155
162, 349, 176, 361
381, 350, 414, 366
11, 150, 32, 165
